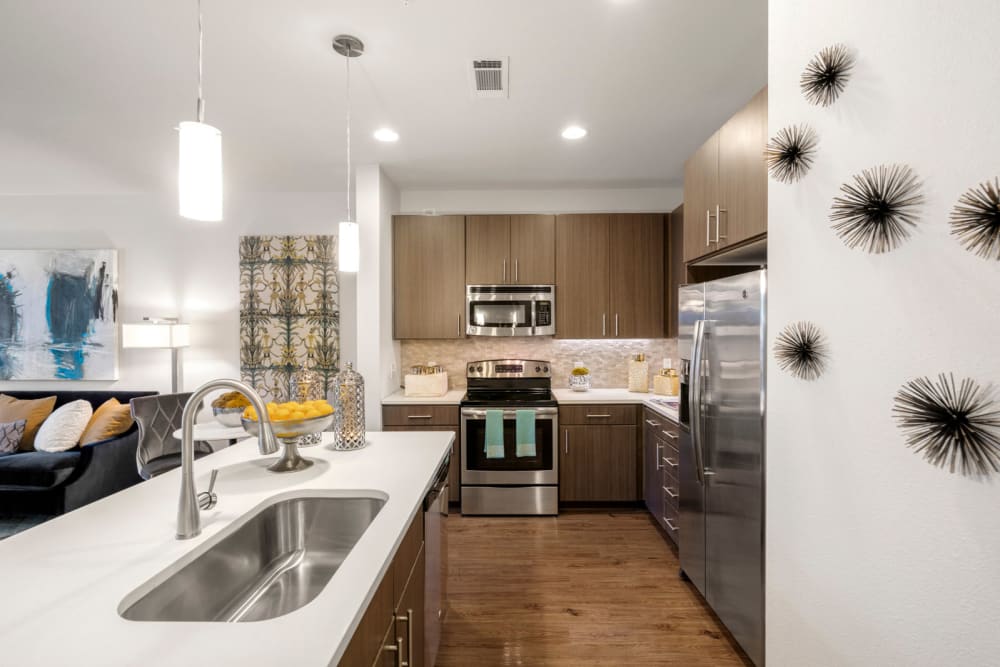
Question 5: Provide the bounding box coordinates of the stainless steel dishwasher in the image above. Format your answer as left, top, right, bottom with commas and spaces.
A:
424, 453, 449, 667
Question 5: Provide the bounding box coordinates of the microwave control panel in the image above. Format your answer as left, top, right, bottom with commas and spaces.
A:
536, 301, 552, 326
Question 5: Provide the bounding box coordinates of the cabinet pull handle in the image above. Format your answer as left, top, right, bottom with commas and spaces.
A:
664, 518, 678, 531
514, 258, 519, 283
656, 443, 663, 471
457, 313, 462, 336
395, 609, 414, 667
407, 415, 433, 419
615, 313, 619, 337
602, 313, 606, 337
705, 209, 712, 246
382, 637, 406, 667
664, 457, 678, 468
664, 485, 678, 499
502, 258, 507, 283
564, 429, 568, 454
713, 204, 728, 242
661, 430, 678, 440
645, 419, 660, 427
586, 414, 612, 418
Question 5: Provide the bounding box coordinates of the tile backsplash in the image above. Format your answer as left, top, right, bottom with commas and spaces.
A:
401, 338, 678, 389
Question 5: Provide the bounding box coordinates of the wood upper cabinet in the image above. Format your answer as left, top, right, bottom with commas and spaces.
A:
609, 213, 664, 339
393, 215, 466, 339
555, 214, 610, 339
666, 205, 685, 338
557, 213, 665, 339
466, 214, 555, 285
718, 86, 768, 247
683, 86, 767, 262
560, 424, 639, 502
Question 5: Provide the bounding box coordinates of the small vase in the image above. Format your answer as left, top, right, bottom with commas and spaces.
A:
332, 362, 367, 450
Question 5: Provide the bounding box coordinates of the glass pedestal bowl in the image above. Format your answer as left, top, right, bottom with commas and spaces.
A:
241, 414, 333, 473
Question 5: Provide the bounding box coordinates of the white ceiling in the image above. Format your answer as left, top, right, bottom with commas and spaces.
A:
0, 0, 766, 195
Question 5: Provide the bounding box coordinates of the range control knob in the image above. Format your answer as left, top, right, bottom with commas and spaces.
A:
477, 365, 484, 372
543, 366, 549, 373
535, 365, 541, 373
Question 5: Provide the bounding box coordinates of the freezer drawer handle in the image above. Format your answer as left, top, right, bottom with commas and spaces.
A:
664, 518, 678, 532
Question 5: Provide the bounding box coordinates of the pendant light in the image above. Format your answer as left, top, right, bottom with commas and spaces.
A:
178, 0, 222, 221
333, 35, 364, 273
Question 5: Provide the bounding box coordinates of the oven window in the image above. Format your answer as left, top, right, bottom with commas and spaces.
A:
469, 301, 530, 328
465, 417, 554, 471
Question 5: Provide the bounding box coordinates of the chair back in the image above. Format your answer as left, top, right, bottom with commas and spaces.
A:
130, 393, 201, 472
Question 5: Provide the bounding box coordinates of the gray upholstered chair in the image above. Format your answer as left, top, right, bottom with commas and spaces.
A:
130, 393, 213, 480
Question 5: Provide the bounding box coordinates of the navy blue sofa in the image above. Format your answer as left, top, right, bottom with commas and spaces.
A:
0, 390, 156, 515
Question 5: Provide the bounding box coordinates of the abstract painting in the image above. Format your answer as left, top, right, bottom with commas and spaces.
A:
239, 236, 340, 403
0, 249, 118, 381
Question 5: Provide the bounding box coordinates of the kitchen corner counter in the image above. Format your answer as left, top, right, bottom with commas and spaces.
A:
553, 388, 680, 423
382, 389, 465, 405
0, 431, 453, 667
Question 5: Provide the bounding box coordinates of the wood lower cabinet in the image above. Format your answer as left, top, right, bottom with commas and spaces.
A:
394, 547, 426, 667
393, 215, 466, 339
642, 408, 680, 543
558, 405, 639, 503
466, 214, 555, 285
383, 405, 460, 504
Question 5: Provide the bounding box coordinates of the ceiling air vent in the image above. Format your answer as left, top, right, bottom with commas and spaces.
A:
470, 57, 509, 99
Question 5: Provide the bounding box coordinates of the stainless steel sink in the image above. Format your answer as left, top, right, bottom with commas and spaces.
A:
120, 495, 385, 622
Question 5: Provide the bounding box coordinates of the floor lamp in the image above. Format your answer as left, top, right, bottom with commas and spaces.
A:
121, 318, 191, 393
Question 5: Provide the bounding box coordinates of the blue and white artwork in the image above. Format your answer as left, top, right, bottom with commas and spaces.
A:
0, 249, 118, 381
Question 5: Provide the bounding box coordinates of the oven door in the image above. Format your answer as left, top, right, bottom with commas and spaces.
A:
461, 407, 558, 485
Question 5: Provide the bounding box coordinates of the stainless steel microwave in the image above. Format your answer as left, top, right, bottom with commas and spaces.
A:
466, 285, 555, 336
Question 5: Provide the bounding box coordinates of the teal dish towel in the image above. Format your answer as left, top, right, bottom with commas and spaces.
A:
485, 409, 505, 459
515, 409, 536, 458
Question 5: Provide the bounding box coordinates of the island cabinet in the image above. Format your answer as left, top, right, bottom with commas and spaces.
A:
642, 407, 680, 543
558, 405, 640, 502
339, 513, 425, 667
683, 86, 768, 263
465, 214, 555, 285
555, 213, 665, 339
383, 405, 461, 504
393, 215, 466, 339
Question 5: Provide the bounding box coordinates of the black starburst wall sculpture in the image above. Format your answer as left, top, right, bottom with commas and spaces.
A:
774, 321, 828, 381
893, 374, 1000, 476
949, 178, 1000, 260
830, 164, 924, 253
766, 124, 819, 184
801, 43, 855, 107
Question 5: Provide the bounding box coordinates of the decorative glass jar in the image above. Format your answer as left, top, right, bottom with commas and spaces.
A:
332, 362, 367, 450
569, 361, 591, 392
627, 353, 649, 393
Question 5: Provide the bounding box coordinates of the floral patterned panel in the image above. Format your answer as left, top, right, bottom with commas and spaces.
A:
239, 236, 339, 402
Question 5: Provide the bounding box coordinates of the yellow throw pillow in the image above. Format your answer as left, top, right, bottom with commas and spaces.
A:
79, 398, 135, 446
0, 394, 57, 452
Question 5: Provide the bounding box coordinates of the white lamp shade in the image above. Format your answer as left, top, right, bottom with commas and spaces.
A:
178, 121, 223, 222
122, 322, 191, 349
339, 220, 360, 272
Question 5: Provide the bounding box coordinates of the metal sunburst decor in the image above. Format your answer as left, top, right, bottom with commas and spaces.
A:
949, 178, 1000, 260
893, 374, 1000, 476
830, 164, 924, 253
774, 321, 828, 381
766, 124, 819, 184
800, 43, 855, 107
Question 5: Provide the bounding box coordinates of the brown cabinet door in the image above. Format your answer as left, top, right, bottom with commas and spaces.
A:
373, 625, 402, 667
609, 213, 665, 339
666, 205, 685, 338
559, 425, 638, 501
338, 570, 394, 667
555, 214, 610, 339
465, 215, 510, 284
395, 546, 426, 667
509, 214, 555, 284
683, 131, 720, 263
393, 215, 466, 339
719, 86, 768, 248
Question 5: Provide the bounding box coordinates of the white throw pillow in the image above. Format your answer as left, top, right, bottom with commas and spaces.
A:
34, 400, 94, 453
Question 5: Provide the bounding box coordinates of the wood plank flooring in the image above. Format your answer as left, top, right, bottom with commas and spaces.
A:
438, 511, 751, 667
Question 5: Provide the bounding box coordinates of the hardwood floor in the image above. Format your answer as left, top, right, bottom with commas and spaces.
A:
439, 511, 751, 666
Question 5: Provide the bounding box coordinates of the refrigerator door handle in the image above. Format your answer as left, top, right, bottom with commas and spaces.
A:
690, 319, 706, 484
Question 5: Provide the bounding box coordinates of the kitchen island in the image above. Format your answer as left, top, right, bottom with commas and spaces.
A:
0, 431, 453, 667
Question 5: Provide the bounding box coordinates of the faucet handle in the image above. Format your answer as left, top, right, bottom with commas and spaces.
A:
197, 469, 218, 511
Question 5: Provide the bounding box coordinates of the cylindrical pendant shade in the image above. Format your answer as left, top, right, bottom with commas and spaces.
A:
178, 121, 223, 222
339, 220, 359, 272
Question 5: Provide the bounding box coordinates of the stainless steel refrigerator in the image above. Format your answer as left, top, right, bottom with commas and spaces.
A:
678, 269, 765, 666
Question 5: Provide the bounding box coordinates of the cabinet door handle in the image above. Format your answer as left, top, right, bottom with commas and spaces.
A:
564, 429, 568, 454
656, 443, 663, 471
645, 419, 660, 427
602, 313, 606, 337
705, 209, 712, 246
663, 457, 678, 468
395, 609, 414, 667
664, 485, 678, 499
713, 204, 728, 243
502, 258, 507, 283
661, 430, 678, 440
457, 313, 462, 336
615, 313, 619, 337
382, 638, 406, 667
664, 518, 678, 532
514, 258, 519, 283
586, 414, 612, 418
407, 415, 433, 419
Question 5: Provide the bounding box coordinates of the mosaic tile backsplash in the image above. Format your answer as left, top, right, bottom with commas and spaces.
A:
401, 338, 678, 389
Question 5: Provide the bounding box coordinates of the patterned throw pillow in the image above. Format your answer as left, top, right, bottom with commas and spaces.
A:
0, 419, 26, 455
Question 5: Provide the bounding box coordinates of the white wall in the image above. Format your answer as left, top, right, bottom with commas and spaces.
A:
400, 186, 682, 214
0, 192, 351, 395
356, 165, 401, 429
767, 3, 1000, 665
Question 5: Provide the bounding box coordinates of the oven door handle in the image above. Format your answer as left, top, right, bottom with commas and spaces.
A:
461, 407, 558, 419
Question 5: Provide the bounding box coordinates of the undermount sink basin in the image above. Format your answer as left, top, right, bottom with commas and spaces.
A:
120, 494, 385, 623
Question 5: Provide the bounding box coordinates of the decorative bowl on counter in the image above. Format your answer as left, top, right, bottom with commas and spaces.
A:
241, 413, 334, 473
212, 406, 246, 427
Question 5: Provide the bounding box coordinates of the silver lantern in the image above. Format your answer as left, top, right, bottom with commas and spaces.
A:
332, 362, 367, 450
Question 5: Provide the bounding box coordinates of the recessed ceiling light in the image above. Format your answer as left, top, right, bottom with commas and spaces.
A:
374, 128, 400, 142
561, 125, 587, 140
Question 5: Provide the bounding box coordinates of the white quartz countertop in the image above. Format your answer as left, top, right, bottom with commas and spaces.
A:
382, 389, 466, 405
0, 431, 453, 667
552, 388, 680, 423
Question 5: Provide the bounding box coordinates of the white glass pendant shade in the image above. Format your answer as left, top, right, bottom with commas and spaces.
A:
339, 221, 360, 273
178, 121, 223, 221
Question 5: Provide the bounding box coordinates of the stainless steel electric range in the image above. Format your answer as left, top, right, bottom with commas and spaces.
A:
460, 359, 558, 516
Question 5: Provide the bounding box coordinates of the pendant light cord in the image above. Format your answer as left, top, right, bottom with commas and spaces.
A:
345, 42, 352, 222
197, 0, 205, 122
